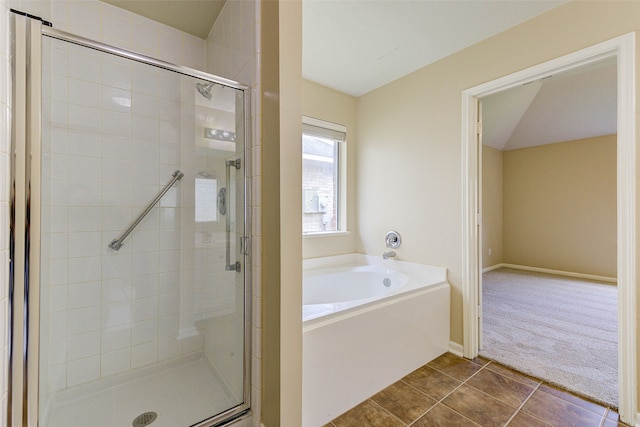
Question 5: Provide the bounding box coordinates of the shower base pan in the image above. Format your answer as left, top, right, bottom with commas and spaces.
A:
42, 354, 236, 427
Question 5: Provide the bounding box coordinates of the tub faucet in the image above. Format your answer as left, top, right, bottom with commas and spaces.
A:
382, 250, 396, 260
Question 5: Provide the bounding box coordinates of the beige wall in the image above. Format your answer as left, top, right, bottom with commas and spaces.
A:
278, 1, 303, 424
482, 136, 617, 277
503, 135, 617, 278
261, 1, 303, 426
482, 145, 504, 269
353, 3, 640, 406
302, 80, 358, 259
259, 4, 280, 423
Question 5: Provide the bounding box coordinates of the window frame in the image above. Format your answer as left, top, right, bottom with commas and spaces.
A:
302, 116, 347, 236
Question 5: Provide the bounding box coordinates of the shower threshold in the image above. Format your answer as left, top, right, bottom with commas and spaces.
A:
42, 354, 237, 427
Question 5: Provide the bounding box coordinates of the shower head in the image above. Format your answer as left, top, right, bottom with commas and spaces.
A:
196, 82, 215, 99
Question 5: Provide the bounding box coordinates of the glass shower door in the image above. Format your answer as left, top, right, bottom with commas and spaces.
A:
11, 15, 250, 427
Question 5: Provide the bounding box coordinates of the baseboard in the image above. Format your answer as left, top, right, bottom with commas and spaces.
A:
448, 341, 464, 357
482, 264, 505, 273
483, 263, 617, 284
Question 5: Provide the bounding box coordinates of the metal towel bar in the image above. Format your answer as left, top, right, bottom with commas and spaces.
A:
108, 169, 184, 251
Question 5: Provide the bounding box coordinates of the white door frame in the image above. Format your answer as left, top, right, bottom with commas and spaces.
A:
461, 33, 637, 424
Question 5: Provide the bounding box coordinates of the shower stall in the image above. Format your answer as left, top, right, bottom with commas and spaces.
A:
9, 11, 251, 427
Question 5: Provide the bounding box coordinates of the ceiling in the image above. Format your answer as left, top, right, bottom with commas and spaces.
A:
100, 0, 225, 39
103, 0, 614, 149
303, 1, 567, 97
302, 0, 615, 150
102, 1, 568, 98
482, 59, 617, 151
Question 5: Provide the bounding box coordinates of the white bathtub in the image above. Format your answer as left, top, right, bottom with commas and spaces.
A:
302, 254, 450, 427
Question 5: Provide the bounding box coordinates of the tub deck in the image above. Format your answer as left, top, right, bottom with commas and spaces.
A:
303, 253, 447, 324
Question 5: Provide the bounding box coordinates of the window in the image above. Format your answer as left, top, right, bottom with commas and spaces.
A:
302, 117, 346, 234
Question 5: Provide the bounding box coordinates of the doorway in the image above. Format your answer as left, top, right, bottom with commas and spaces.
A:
478, 59, 618, 405
461, 33, 636, 425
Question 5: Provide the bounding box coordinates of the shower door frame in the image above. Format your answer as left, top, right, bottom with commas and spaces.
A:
9, 13, 253, 427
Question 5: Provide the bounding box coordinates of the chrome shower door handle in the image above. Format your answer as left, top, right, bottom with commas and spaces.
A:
225, 158, 242, 272
240, 236, 251, 256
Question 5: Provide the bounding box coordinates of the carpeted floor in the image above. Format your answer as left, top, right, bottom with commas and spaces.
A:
480, 267, 618, 407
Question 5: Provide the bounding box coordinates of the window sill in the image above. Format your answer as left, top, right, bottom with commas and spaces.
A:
303, 231, 351, 239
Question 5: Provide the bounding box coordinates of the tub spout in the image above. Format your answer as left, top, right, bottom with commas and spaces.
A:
382, 250, 396, 260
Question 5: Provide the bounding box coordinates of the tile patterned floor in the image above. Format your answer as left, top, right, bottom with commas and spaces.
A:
325, 353, 629, 427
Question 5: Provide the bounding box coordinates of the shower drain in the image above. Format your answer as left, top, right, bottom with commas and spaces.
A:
132, 412, 158, 427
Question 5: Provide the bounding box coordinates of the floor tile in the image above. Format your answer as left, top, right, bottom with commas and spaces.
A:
401, 365, 461, 400
370, 380, 436, 424
506, 411, 552, 427
603, 420, 625, 427
466, 368, 535, 408
521, 389, 604, 427
537, 383, 607, 416
328, 354, 626, 427
485, 362, 541, 388
332, 400, 404, 427
442, 384, 517, 427
605, 409, 632, 426
607, 409, 619, 420
427, 353, 483, 381
471, 356, 491, 366
412, 403, 480, 427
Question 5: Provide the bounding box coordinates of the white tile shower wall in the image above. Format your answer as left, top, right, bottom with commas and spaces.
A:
39, 38, 217, 397
250, 2, 262, 426
206, 1, 261, 425
58, 0, 205, 71
7, 0, 212, 397
251, 1, 262, 424
8, 0, 205, 71
0, 1, 9, 425
206, 0, 256, 85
